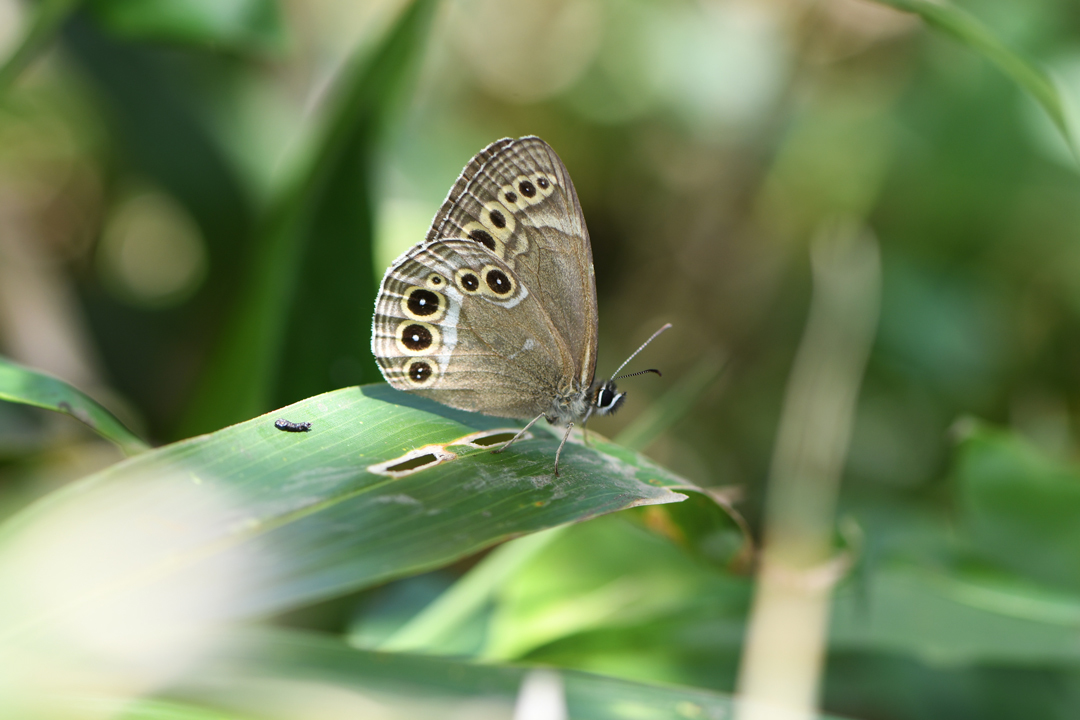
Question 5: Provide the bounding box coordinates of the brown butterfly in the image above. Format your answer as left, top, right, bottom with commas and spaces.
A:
372, 136, 666, 473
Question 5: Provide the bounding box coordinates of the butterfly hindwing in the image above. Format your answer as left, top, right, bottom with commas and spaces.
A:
373, 239, 569, 419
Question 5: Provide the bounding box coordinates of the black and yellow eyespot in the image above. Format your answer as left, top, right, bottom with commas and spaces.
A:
455, 268, 482, 294
462, 221, 505, 257
485, 268, 511, 295
426, 273, 446, 290
531, 172, 557, 198
401, 285, 446, 322
395, 320, 441, 356
480, 200, 515, 241
479, 264, 516, 298
404, 358, 436, 387
499, 180, 535, 211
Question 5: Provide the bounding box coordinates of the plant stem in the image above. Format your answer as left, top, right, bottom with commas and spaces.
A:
736, 220, 880, 719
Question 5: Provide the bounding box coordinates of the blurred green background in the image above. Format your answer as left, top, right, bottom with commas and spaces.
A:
1, 0, 1080, 718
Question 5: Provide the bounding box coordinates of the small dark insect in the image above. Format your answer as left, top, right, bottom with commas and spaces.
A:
274, 418, 312, 433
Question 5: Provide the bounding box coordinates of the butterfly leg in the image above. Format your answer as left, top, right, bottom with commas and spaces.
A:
492, 412, 546, 456
553, 422, 574, 476
580, 406, 595, 447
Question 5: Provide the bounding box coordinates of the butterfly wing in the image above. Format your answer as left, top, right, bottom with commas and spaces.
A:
425, 136, 598, 391
371, 137, 599, 418
372, 239, 568, 418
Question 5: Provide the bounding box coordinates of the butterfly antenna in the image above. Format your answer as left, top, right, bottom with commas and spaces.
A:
611, 323, 672, 381
618, 368, 662, 380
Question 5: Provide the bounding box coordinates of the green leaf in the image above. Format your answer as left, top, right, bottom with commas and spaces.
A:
376, 526, 569, 654
376, 356, 743, 656
483, 514, 748, 661
141, 628, 820, 720
0, 356, 148, 455
180, 0, 435, 436
871, 0, 1079, 164
0, 385, 690, 641
464, 497, 1080, 682
830, 565, 1080, 666
0, 0, 81, 95
521, 562, 1080, 688
88, 0, 284, 52
954, 423, 1080, 594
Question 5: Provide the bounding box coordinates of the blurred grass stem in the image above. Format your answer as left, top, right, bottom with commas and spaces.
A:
736, 221, 880, 719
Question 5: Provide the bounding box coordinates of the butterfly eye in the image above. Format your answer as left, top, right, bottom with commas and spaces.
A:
598, 388, 615, 407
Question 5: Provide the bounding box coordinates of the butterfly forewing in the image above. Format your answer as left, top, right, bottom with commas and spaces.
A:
373, 136, 599, 420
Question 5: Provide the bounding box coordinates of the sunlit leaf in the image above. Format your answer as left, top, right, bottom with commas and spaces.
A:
0, 356, 147, 455
378, 357, 744, 656
483, 514, 748, 661
0, 385, 690, 646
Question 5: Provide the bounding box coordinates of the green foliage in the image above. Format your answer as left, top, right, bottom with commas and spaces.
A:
0, 0, 80, 94
0, 384, 692, 634
180, 0, 436, 435
1, 0, 1079, 717
956, 423, 1080, 595
0, 355, 146, 455
138, 628, 797, 720
88, 0, 285, 52
872, 0, 1079, 163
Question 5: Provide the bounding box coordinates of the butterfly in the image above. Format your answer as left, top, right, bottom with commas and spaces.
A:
371, 136, 667, 474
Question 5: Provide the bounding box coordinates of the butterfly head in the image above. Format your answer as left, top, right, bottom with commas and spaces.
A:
592, 380, 626, 417
585, 323, 673, 422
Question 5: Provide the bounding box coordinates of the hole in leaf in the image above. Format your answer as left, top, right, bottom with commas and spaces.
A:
387, 453, 440, 472
368, 445, 457, 477
469, 432, 518, 447
451, 429, 532, 449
